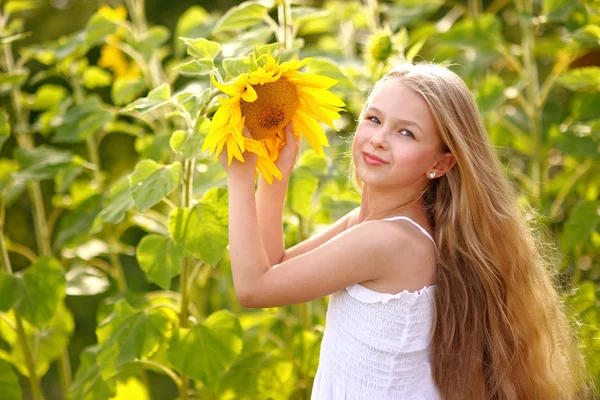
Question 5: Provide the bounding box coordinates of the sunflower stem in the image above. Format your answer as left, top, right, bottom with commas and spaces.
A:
2, 29, 69, 399
279, 0, 293, 49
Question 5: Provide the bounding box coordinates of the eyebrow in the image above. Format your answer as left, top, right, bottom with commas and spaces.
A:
365, 106, 424, 135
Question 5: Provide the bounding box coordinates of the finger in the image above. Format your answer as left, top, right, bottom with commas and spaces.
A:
242, 125, 253, 139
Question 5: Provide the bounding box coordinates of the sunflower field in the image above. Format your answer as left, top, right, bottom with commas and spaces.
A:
0, 0, 599, 399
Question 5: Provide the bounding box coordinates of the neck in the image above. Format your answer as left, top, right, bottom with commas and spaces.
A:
357, 184, 426, 223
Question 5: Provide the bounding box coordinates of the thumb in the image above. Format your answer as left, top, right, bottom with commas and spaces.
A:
242, 125, 253, 139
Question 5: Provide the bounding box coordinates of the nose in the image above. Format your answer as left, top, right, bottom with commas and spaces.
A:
369, 128, 388, 149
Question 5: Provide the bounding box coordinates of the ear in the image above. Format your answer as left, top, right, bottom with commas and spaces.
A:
430, 152, 456, 178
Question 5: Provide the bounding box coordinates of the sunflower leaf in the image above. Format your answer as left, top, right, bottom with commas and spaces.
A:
0, 273, 24, 312
122, 83, 171, 114
96, 303, 172, 379
136, 234, 185, 290
180, 37, 221, 60
173, 59, 215, 76
0, 304, 74, 378
0, 359, 21, 400
71, 346, 117, 400
129, 160, 182, 212
0, 109, 10, 151
167, 310, 243, 389
168, 202, 228, 267
91, 174, 135, 233
213, 2, 270, 34
16, 256, 66, 328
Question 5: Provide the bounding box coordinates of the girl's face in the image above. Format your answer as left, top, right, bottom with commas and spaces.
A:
352, 78, 443, 190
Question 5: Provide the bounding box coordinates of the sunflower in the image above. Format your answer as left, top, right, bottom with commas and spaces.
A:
97, 5, 141, 79
202, 55, 345, 183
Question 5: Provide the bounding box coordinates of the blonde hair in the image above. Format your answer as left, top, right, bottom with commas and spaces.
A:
350, 63, 594, 399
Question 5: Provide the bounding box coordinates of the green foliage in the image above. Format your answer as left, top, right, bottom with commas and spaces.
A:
0, 0, 599, 399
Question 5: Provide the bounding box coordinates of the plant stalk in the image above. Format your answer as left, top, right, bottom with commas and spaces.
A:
15, 312, 45, 400
516, 0, 543, 200
2, 36, 72, 398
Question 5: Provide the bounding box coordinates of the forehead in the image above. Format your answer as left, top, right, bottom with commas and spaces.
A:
367, 78, 438, 140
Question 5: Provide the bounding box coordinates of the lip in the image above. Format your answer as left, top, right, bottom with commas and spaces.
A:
362, 151, 388, 165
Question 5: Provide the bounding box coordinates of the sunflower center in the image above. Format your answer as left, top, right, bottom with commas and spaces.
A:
240, 77, 299, 140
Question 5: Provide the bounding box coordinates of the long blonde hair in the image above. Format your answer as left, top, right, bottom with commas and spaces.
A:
351, 63, 594, 399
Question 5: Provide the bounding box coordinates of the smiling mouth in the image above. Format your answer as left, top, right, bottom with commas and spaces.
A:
362, 152, 388, 165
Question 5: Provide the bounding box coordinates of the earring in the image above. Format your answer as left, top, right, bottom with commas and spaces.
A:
429, 172, 436, 179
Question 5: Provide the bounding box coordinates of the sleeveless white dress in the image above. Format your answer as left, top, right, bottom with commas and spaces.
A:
311, 216, 441, 399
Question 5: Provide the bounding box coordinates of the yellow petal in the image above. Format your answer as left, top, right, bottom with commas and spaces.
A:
299, 98, 338, 130
298, 87, 346, 108
211, 74, 241, 98
241, 84, 257, 102
226, 136, 244, 165
286, 72, 338, 89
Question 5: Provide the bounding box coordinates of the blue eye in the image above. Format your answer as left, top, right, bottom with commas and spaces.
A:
399, 129, 414, 138
367, 116, 380, 124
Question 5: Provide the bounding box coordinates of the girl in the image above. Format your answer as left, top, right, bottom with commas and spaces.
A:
218, 63, 592, 399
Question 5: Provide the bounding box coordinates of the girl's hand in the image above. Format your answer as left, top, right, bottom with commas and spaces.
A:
273, 122, 301, 181
218, 126, 257, 181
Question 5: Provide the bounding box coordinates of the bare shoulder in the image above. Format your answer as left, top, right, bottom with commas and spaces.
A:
359, 219, 438, 293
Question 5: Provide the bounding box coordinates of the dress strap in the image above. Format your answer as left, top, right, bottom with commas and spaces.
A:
381, 216, 438, 254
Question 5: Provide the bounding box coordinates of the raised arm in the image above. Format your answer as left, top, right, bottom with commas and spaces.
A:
256, 174, 288, 266
257, 171, 360, 266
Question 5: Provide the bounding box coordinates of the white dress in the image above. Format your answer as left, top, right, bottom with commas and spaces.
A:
311, 216, 441, 399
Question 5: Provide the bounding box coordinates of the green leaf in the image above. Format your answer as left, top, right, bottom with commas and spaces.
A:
91, 175, 135, 232
573, 24, 600, 48
65, 265, 111, 296
0, 72, 27, 95
0, 109, 10, 151
53, 195, 103, 252
543, 0, 578, 21
219, 350, 296, 399
167, 310, 243, 389
17, 256, 66, 327
291, 6, 330, 27
25, 83, 67, 111
13, 144, 74, 181
0, 273, 24, 312
222, 56, 251, 80
135, 26, 170, 59
83, 66, 112, 89
96, 300, 172, 379
558, 67, 600, 91
476, 75, 506, 114
169, 202, 228, 266
562, 200, 600, 251
0, 360, 21, 400
112, 77, 146, 106
172, 117, 211, 158
136, 234, 185, 290
129, 160, 182, 212
174, 6, 211, 56
213, 1, 270, 33
306, 58, 356, 91
85, 13, 120, 47
180, 37, 222, 60
173, 59, 215, 76
292, 330, 321, 375
0, 32, 32, 45
52, 96, 114, 143
122, 83, 171, 114
436, 14, 502, 60
71, 346, 117, 400
288, 166, 319, 219
3, 0, 38, 15
386, 0, 444, 28
0, 304, 74, 378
